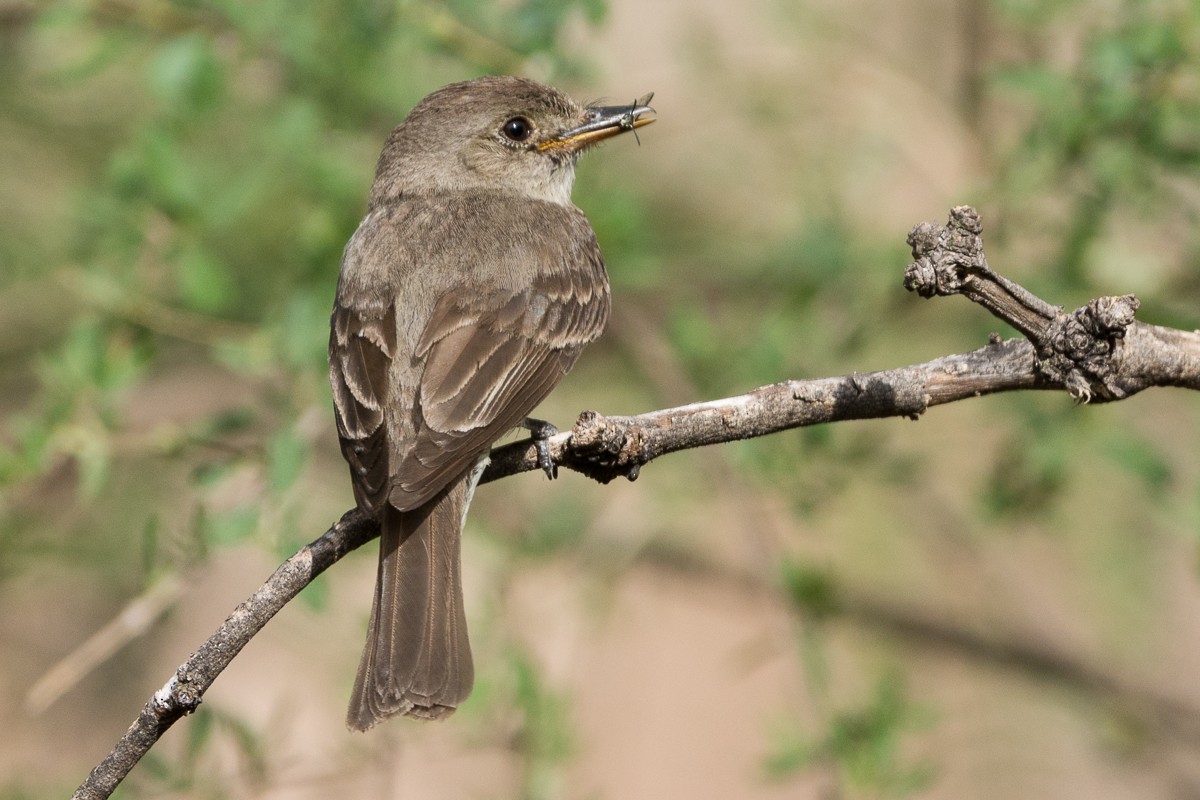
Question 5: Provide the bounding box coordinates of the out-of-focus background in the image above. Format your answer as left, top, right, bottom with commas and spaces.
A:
4, 0, 1200, 797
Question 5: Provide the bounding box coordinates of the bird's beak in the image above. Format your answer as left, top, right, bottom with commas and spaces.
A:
539, 92, 656, 153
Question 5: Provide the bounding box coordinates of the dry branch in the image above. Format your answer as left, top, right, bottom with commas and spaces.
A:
71, 207, 1200, 799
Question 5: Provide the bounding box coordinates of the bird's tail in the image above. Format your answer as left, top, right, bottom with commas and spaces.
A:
347, 472, 475, 730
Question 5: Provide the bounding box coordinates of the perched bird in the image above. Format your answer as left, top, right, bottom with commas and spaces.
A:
329, 76, 654, 730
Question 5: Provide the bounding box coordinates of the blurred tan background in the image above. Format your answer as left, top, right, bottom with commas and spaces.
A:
4, 0, 1200, 797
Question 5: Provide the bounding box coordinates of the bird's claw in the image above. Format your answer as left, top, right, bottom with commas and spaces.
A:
523, 417, 559, 479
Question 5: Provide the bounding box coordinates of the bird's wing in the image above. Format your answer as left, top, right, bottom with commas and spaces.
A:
330, 298, 397, 514
329, 206, 610, 514
392, 246, 610, 510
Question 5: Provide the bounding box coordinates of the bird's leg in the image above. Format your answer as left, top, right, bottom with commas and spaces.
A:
522, 417, 559, 479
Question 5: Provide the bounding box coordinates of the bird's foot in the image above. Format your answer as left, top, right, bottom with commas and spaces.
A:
522, 417, 559, 479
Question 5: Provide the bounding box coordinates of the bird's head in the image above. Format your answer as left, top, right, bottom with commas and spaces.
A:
370, 76, 655, 207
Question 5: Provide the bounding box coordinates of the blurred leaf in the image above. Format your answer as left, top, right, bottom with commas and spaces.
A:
41, 319, 106, 391
2, 413, 52, 484
991, 0, 1084, 26
266, 424, 307, 493
192, 459, 233, 488
176, 243, 235, 314
277, 289, 331, 372
197, 408, 258, 441
991, 65, 1076, 113
765, 672, 935, 795
211, 707, 269, 785
182, 706, 215, 772
584, 184, 660, 291
780, 560, 841, 619
297, 570, 329, 611
140, 514, 161, 577
74, 430, 112, 499
108, 124, 204, 222
35, 5, 136, 81
150, 33, 225, 117
200, 505, 259, 546
1103, 432, 1172, 493
510, 647, 574, 799
139, 750, 172, 782
979, 401, 1081, 519
518, 494, 589, 557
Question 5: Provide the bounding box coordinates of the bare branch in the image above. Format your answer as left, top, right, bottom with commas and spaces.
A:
71, 206, 1200, 799
486, 206, 1200, 483
485, 324, 1200, 485
71, 510, 379, 800
904, 205, 1200, 400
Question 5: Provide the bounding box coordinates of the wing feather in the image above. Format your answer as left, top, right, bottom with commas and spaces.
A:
330, 195, 610, 515
330, 302, 395, 512
391, 260, 608, 509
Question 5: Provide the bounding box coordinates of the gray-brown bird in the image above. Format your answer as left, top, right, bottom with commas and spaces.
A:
329, 76, 654, 730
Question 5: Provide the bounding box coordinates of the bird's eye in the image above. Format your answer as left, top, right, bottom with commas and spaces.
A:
501, 116, 533, 142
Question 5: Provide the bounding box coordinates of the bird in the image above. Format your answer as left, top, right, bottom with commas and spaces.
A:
328, 75, 654, 730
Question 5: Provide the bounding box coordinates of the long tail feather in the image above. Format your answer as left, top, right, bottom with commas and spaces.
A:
347, 472, 475, 730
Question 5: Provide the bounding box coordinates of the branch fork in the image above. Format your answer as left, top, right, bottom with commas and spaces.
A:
905, 205, 1141, 402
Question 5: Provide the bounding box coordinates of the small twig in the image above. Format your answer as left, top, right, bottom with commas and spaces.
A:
904, 205, 1198, 401
27, 574, 183, 715
71, 207, 1200, 799
904, 206, 1062, 337
56, 268, 256, 346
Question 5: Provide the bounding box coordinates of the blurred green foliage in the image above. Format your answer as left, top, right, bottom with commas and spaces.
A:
765, 672, 935, 796
0, 0, 617, 571
991, 0, 1200, 303
509, 647, 576, 800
